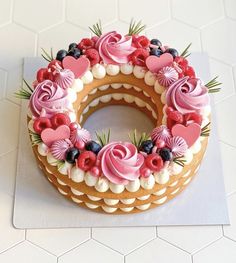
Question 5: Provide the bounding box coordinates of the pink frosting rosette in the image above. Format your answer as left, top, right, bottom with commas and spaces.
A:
97, 142, 144, 185
29, 80, 70, 118
95, 31, 136, 65
166, 76, 210, 114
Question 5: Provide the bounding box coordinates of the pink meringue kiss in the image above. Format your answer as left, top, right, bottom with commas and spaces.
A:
151, 125, 171, 143
54, 69, 75, 90
97, 142, 144, 185
50, 139, 73, 160
166, 136, 188, 157
70, 127, 91, 144
157, 66, 178, 87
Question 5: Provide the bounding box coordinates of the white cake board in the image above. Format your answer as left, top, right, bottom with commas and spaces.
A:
13, 55, 229, 228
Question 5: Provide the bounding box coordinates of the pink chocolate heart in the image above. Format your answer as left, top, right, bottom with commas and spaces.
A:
62, 56, 90, 78
171, 123, 201, 148
41, 125, 70, 147
146, 53, 173, 73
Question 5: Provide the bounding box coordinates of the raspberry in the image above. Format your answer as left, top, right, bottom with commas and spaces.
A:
185, 66, 196, 78
133, 36, 150, 48
184, 112, 202, 126
78, 38, 95, 50
51, 113, 71, 128
36, 68, 48, 83
69, 122, 78, 131
165, 106, 174, 115
77, 151, 97, 171
89, 166, 101, 177
129, 48, 149, 66
84, 48, 100, 66
155, 139, 166, 149
167, 117, 176, 130
174, 56, 188, 68
139, 164, 151, 178
168, 111, 184, 123
145, 153, 164, 172
75, 140, 85, 150
33, 117, 52, 134
47, 59, 62, 71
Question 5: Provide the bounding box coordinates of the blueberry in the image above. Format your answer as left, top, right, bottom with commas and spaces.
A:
139, 140, 154, 154
165, 48, 179, 58
150, 39, 162, 47
85, 141, 102, 155
68, 43, 77, 51
68, 47, 81, 59
56, 49, 68, 62
159, 148, 173, 161
65, 147, 80, 164
150, 48, 163, 57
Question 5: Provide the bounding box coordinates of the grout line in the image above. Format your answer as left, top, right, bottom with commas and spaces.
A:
91, 238, 124, 256
57, 239, 91, 258
224, 236, 236, 244
26, 239, 58, 257
200, 16, 226, 30
227, 190, 236, 197
219, 140, 236, 149
155, 226, 158, 237
0, 240, 25, 255
191, 236, 223, 256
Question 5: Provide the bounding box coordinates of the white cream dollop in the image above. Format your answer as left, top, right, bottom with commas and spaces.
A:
120, 63, 133, 75
47, 153, 58, 166
84, 172, 98, 187
133, 65, 146, 79
38, 143, 48, 156
154, 168, 170, 184
71, 78, 83, 92
144, 71, 156, 86
106, 64, 120, 76
71, 167, 84, 183
81, 71, 93, 84
109, 183, 125, 194
140, 174, 155, 189
120, 198, 135, 204
95, 177, 109, 192
58, 161, 72, 175
154, 80, 165, 94
170, 162, 183, 175
125, 179, 140, 192
92, 64, 106, 79
104, 198, 119, 206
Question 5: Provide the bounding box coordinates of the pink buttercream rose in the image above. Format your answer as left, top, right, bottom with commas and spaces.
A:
29, 80, 70, 118
95, 31, 136, 65
166, 76, 210, 114
97, 142, 144, 185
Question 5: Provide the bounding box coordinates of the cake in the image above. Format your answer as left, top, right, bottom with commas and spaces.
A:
17, 20, 221, 214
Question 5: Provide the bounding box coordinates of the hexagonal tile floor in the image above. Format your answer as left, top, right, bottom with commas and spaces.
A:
0, 0, 236, 262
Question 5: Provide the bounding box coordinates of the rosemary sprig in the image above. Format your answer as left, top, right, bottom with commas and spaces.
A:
29, 131, 42, 146
129, 129, 150, 148
95, 129, 111, 147
128, 19, 146, 35
15, 79, 33, 100
201, 122, 211, 137
41, 47, 54, 62
89, 20, 102, 37
173, 157, 186, 167
205, 76, 222, 93
180, 43, 192, 58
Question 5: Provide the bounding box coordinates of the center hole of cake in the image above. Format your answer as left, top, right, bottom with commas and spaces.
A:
83, 105, 155, 142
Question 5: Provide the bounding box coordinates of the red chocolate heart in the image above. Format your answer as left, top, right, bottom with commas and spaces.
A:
171, 123, 201, 147
62, 56, 90, 78
41, 125, 70, 147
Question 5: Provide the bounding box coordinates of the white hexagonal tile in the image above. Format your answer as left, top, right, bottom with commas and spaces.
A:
224, 194, 236, 240
219, 142, 236, 195
119, 0, 170, 27
172, 0, 224, 28
103, 20, 130, 35
0, 241, 56, 263
126, 238, 191, 263
193, 237, 236, 263
27, 228, 90, 256
0, 100, 20, 155
0, 69, 7, 100
0, 193, 25, 253
202, 18, 236, 65
38, 23, 89, 56
215, 95, 236, 147
92, 227, 156, 254
0, 150, 17, 196
147, 20, 201, 53
0, 24, 36, 70
0, 0, 12, 26
209, 58, 235, 103
225, 0, 236, 20
66, 0, 117, 29
14, 0, 64, 32
6, 66, 23, 105
158, 225, 222, 253
59, 239, 123, 263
